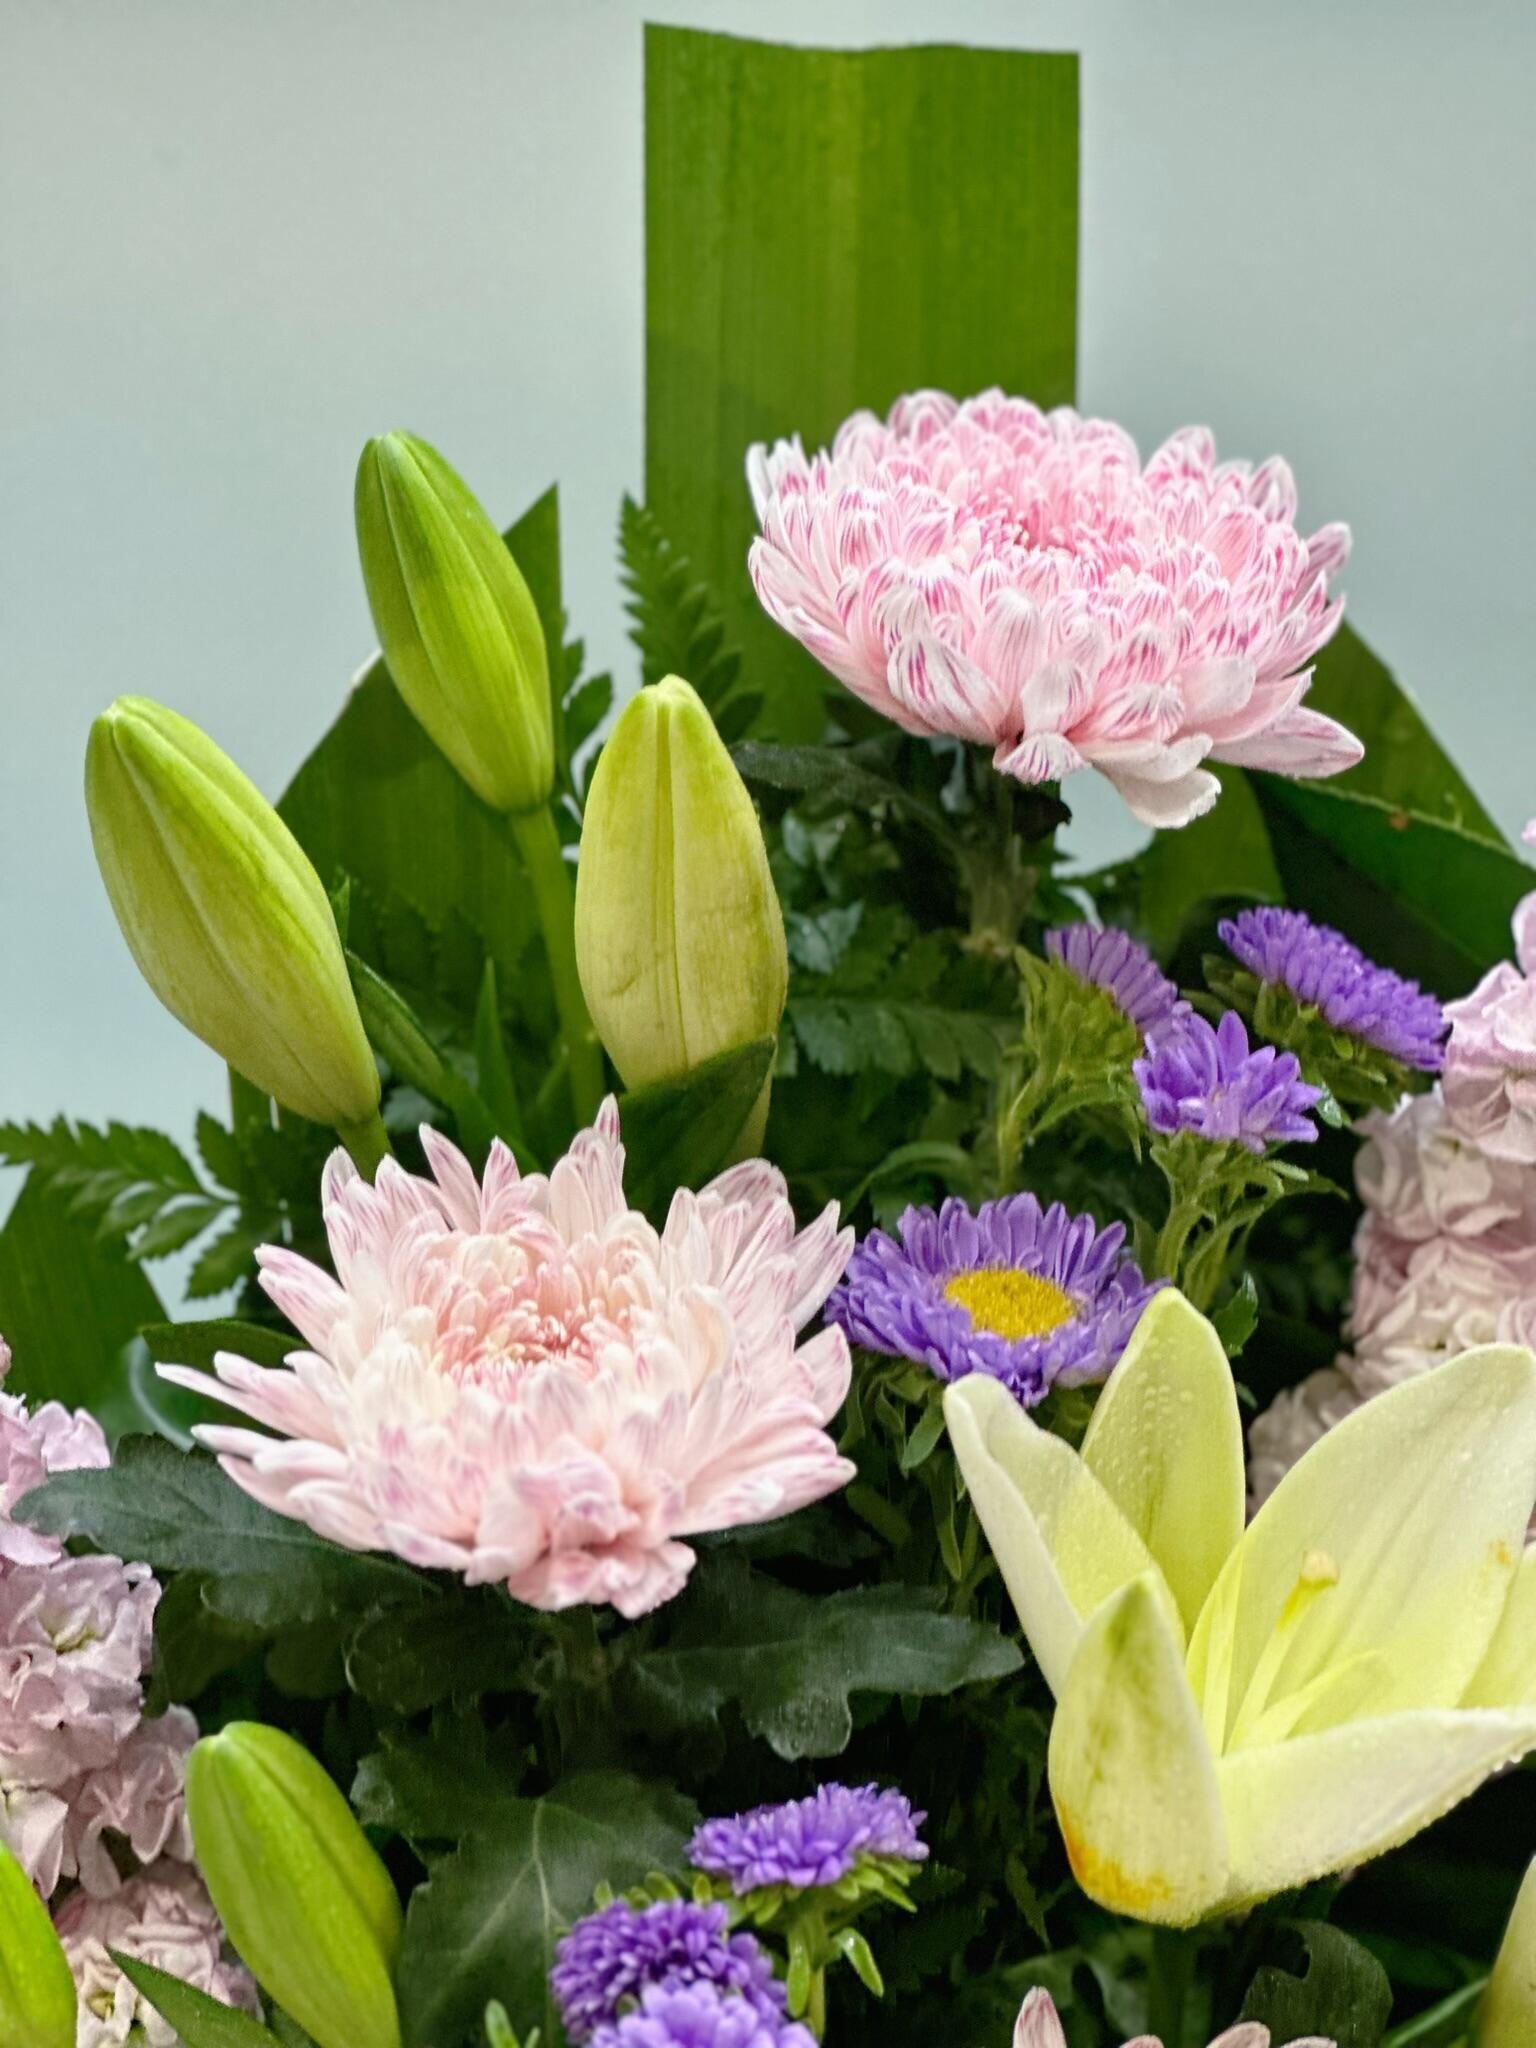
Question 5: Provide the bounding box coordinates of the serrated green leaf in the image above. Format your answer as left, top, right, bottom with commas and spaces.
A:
353, 1717, 529, 1841
623, 1556, 1021, 1759
1239, 1921, 1393, 2048
185, 1214, 277, 1300
109, 1954, 282, 2048
396, 1775, 697, 2048
17, 1436, 427, 1630
346, 1593, 537, 1715
618, 495, 755, 734
130, 1197, 229, 1261
647, 29, 1078, 739
618, 1039, 776, 1222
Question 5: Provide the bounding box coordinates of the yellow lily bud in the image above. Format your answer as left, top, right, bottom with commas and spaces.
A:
0, 1841, 76, 2048
1482, 1853, 1536, 2045
574, 675, 787, 1150
86, 698, 381, 1148
185, 1722, 402, 2048
354, 431, 553, 814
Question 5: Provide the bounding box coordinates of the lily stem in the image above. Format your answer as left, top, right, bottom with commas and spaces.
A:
336, 1107, 393, 1181
509, 804, 605, 1126
1147, 1926, 1195, 2047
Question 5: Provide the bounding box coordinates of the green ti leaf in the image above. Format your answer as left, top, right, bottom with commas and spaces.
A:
623, 1555, 1021, 1759
619, 495, 761, 741
646, 28, 1078, 740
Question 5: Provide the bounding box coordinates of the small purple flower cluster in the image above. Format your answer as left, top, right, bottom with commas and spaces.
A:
1219, 905, 1445, 1070
1134, 1010, 1322, 1155
1045, 923, 1190, 1041
552, 1899, 786, 2045
688, 1783, 927, 1894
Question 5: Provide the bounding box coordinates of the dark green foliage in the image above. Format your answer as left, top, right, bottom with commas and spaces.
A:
619, 495, 761, 740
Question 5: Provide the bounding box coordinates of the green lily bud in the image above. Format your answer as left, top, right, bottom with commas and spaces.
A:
185, 1722, 402, 2048
1483, 1852, 1536, 2044
355, 431, 553, 814
575, 675, 787, 1151
86, 697, 382, 1151
0, 1842, 76, 2048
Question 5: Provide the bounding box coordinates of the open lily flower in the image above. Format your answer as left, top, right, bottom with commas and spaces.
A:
945, 1290, 1536, 1925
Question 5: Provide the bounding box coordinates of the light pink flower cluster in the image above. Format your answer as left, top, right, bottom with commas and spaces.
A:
748, 390, 1359, 828
1250, 877, 1536, 1502
0, 1339, 194, 1900
163, 1104, 855, 1618
55, 1861, 259, 2048
1013, 1988, 1332, 2048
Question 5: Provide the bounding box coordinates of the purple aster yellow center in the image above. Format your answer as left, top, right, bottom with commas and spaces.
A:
943, 1267, 1076, 1342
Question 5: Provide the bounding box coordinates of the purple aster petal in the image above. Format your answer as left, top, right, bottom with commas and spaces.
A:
1045, 923, 1191, 1040
552, 1900, 786, 2044
1134, 1010, 1322, 1155
592, 1983, 816, 2048
826, 1193, 1162, 1405
1219, 906, 1445, 1071
688, 1784, 927, 1895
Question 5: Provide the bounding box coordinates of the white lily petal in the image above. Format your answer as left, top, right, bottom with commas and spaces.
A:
944, 1375, 1175, 1698
1188, 1344, 1536, 1747
1081, 1289, 1245, 1633
1465, 1544, 1536, 1708
1218, 1705, 1536, 1909
1482, 1853, 1536, 2047
1048, 1576, 1228, 1927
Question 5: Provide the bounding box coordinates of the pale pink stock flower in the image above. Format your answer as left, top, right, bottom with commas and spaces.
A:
1442, 887, 1536, 1164
748, 390, 1359, 828
1347, 1222, 1536, 1399
1355, 1087, 1536, 1242
1012, 1987, 1332, 2048
161, 1105, 856, 1619
60, 1708, 198, 1897
0, 1338, 111, 1568
54, 1861, 260, 2048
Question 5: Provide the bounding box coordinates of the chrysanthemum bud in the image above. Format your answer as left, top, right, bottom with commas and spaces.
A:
0, 1841, 76, 2048
355, 431, 553, 813
575, 675, 786, 1148
86, 697, 381, 1142
184, 1722, 402, 2048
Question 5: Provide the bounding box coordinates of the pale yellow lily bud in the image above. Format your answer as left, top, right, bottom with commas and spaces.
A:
1482, 1853, 1536, 2045
574, 675, 787, 1150
355, 431, 553, 814
185, 1722, 402, 2048
86, 698, 382, 1150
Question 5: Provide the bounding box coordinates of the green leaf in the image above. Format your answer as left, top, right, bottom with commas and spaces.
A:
624, 1557, 1022, 1759
353, 1716, 530, 1840
128, 1318, 291, 1450
345, 1593, 537, 1715
1210, 1273, 1260, 1359
1309, 621, 1505, 841
1380, 1976, 1486, 2047
617, 1039, 776, 1221
0, 1172, 162, 1429
0, 1117, 227, 1268
619, 495, 760, 737
17, 1436, 427, 1631
1251, 776, 1532, 992
396, 1775, 696, 2048
1239, 1920, 1393, 2048
646, 28, 1078, 739
109, 1953, 283, 2047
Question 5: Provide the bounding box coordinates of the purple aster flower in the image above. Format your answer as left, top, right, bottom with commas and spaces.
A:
1045, 923, 1190, 1041
826, 1194, 1161, 1406
688, 1783, 927, 1895
552, 1900, 785, 2044
592, 1983, 815, 2048
1135, 1010, 1322, 1154
1219, 906, 1445, 1071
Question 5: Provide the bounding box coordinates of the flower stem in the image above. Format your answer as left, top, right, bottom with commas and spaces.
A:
1147, 1926, 1195, 2046
509, 805, 605, 1126
336, 1108, 392, 1181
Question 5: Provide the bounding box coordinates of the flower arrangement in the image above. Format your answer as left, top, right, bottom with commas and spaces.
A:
2, 26, 1534, 2048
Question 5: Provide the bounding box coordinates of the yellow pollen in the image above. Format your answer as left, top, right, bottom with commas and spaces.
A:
944, 1266, 1076, 1341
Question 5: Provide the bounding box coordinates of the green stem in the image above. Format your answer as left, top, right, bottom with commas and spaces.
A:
1151, 1194, 1202, 1287
336, 1107, 392, 1180
1147, 1926, 1194, 2046
510, 805, 605, 1125
806, 1967, 827, 2041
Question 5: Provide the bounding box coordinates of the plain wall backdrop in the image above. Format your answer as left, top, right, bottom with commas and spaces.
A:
3, 0, 1533, 1233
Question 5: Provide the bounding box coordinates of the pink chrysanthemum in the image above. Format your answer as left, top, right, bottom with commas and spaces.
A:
162, 1105, 855, 1618
748, 390, 1359, 827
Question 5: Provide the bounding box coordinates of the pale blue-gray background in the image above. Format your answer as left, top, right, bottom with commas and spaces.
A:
3, 1, 1532, 1225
